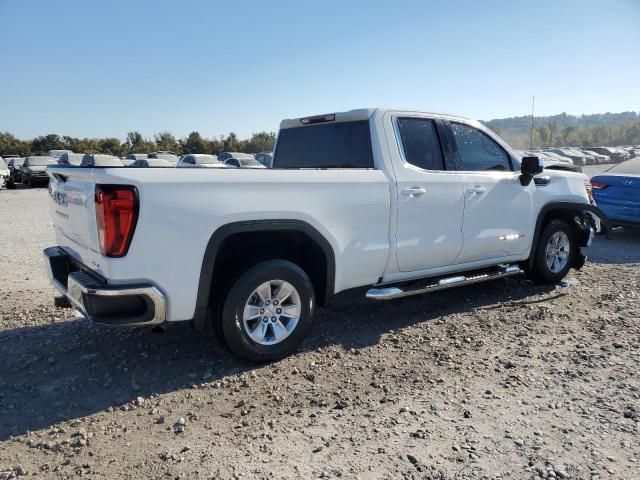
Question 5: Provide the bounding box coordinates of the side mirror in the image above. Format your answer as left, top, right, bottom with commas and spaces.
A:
520, 156, 543, 186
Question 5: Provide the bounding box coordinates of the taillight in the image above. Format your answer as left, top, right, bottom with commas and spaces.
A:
590, 179, 608, 190
95, 185, 139, 257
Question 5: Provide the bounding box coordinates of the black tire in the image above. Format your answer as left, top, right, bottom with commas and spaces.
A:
26, 175, 32, 187
220, 259, 315, 362
527, 219, 575, 284
6, 180, 15, 189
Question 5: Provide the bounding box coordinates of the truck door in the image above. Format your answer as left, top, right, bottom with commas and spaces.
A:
388, 114, 465, 271
446, 121, 536, 264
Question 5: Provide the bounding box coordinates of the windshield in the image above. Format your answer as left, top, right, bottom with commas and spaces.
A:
26, 157, 55, 166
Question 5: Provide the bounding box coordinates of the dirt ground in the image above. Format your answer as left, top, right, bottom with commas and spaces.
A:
1, 180, 639, 480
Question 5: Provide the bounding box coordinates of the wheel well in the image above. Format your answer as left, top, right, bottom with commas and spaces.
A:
540, 209, 577, 232
201, 227, 333, 331
526, 206, 591, 270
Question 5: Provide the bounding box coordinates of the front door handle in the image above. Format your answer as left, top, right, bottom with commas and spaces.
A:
402, 187, 427, 196
466, 185, 487, 194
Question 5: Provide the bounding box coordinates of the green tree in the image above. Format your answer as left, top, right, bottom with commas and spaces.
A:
223, 132, 241, 152
560, 126, 576, 145
246, 131, 276, 153
0, 132, 30, 156
99, 138, 125, 157
126, 131, 145, 151
182, 131, 209, 154
535, 125, 550, 147
154, 131, 179, 152
548, 123, 559, 145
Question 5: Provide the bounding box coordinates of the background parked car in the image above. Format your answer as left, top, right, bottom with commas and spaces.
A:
217, 152, 254, 163
547, 147, 594, 165
517, 150, 582, 172
590, 158, 640, 228
584, 147, 629, 163
79, 154, 124, 167
21, 156, 56, 187
223, 154, 266, 169
0, 158, 12, 189
255, 151, 273, 168
128, 158, 174, 168
6, 158, 25, 183
48, 149, 73, 159
149, 151, 178, 164
57, 152, 85, 166
177, 154, 227, 168
125, 153, 149, 161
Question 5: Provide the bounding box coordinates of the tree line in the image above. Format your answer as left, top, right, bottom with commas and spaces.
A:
490, 118, 640, 150
3, 114, 640, 158
0, 130, 276, 158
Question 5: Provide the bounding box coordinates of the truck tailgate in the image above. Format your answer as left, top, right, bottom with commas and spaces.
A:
48, 168, 102, 268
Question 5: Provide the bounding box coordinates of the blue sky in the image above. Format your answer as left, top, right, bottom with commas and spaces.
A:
1, 0, 638, 139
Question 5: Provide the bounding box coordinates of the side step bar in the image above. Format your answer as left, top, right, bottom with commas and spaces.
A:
366, 265, 522, 300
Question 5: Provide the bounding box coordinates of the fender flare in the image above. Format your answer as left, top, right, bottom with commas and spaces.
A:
193, 220, 336, 332
526, 202, 610, 270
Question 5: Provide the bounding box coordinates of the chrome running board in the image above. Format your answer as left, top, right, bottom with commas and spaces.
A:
366, 264, 522, 300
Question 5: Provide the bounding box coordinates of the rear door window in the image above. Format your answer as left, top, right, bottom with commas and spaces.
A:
396, 117, 445, 170
450, 122, 512, 172
274, 120, 374, 168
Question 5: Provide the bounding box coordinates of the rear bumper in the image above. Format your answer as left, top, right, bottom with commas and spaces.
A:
43, 246, 166, 326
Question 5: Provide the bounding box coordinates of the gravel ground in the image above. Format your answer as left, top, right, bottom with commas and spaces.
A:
1, 175, 639, 480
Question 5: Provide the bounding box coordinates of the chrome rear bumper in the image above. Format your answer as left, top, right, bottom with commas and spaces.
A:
43, 246, 166, 326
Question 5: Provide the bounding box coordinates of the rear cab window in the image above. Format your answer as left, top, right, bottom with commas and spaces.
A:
396, 117, 445, 171
273, 120, 374, 169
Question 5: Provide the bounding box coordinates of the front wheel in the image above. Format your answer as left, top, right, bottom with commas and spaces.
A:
221, 259, 315, 362
527, 219, 575, 284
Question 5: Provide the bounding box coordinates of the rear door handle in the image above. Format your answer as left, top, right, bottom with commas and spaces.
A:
467, 185, 487, 194
402, 187, 427, 196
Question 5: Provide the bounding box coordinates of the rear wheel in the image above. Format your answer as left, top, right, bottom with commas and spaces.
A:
527, 219, 575, 284
220, 259, 315, 362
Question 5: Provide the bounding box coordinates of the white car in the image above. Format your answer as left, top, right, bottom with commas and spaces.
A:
0, 159, 11, 189
48, 149, 73, 159
44, 108, 607, 362
149, 152, 179, 164
129, 158, 174, 168
177, 154, 227, 168
224, 156, 266, 169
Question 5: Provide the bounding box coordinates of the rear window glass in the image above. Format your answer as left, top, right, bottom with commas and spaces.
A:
397, 117, 445, 170
274, 120, 374, 169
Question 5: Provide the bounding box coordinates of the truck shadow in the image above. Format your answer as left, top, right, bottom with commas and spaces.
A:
0, 277, 555, 440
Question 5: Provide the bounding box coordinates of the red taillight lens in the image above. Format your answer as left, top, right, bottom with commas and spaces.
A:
590, 179, 608, 190
95, 185, 139, 257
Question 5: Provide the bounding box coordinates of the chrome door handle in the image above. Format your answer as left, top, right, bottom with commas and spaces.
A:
467, 185, 487, 194
402, 187, 426, 196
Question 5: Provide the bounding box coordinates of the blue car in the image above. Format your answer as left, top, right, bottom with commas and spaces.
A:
591, 158, 640, 228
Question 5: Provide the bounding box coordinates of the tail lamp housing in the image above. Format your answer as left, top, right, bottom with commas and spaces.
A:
589, 179, 608, 190
95, 184, 139, 257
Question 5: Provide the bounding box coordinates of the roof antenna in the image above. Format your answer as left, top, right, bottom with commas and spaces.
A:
530, 96, 535, 150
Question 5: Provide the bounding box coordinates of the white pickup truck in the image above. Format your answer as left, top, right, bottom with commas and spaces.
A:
44, 108, 607, 361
